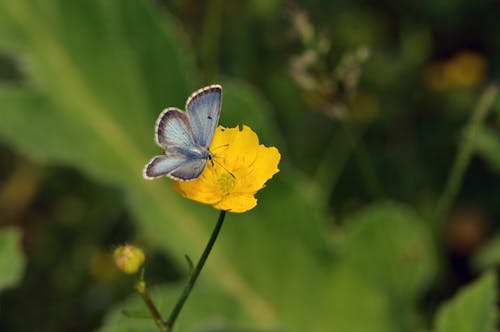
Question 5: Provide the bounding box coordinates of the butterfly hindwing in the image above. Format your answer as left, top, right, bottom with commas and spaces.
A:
143, 155, 207, 180
169, 158, 208, 181
186, 85, 222, 149
155, 108, 196, 148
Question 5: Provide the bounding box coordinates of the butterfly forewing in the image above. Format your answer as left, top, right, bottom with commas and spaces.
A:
155, 108, 196, 148
186, 85, 222, 149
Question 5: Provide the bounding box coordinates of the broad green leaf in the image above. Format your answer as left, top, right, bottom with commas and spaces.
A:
0, 87, 133, 184
319, 265, 396, 332
337, 203, 437, 331
434, 271, 496, 332
0, 227, 25, 291
341, 203, 437, 299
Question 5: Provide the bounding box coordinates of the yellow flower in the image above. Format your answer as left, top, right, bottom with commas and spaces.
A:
173, 125, 281, 213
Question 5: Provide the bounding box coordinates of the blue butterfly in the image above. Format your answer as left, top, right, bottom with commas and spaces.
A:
143, 85, 222, 181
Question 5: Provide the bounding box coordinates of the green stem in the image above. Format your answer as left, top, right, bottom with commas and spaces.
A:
136, 280, 169, 332
165, 210, 227, 330
433, 84, 498, 232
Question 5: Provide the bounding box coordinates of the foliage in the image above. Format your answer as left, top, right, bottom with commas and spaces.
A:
434, 271, 496, 332
0, 0, 499, 331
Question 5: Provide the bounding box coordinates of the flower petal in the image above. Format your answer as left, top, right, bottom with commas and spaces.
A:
249, 145, 281, 191
214, 193, 257, 213
224, 126, 259, 168
173, 178, 221, 205
209, 126, 236, 156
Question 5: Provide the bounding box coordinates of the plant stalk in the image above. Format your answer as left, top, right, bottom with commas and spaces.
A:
433, 84, 498, 232
165, 210, 227, 330
136, 280, 169, 332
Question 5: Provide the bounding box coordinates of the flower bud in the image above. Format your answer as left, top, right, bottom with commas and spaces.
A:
113, 244, 145, 275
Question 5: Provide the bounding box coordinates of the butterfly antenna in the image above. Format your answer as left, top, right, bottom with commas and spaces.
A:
208, 145, 235, 178
211, 156, 236, 179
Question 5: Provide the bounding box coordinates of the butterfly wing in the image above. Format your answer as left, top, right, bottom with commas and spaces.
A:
143, 155, 207, 180
144, 86, 221, 181
169, 158, 208, 181
155, 108, 196, 148
185, 85, 222, 149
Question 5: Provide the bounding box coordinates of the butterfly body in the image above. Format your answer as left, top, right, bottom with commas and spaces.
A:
143, 85, 222, 181
167, 145, 212, 161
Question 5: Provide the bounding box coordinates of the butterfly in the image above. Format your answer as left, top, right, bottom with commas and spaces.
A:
143, 84, 222, 181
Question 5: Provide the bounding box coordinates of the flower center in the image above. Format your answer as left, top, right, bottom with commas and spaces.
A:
217, 172, 236, 194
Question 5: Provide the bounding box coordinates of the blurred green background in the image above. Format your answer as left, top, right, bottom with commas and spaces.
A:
0, 0, 499, 331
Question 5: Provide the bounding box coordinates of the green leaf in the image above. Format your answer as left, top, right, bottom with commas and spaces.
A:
434, 271, 497, 332
183, 254, 194, 276
0, 87, 132, 184
341, 203, 437, 299
472, 232, 500, 270
338, 203, 437, 331
0, 227, 25, 291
